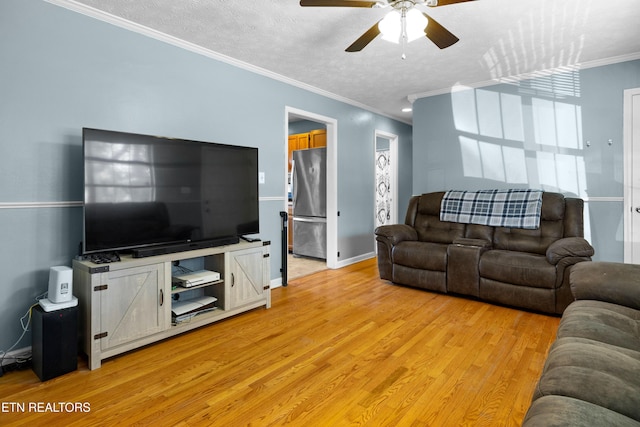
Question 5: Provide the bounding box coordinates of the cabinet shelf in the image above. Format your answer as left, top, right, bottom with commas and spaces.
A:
172, 306, 221, 326
171, 279, 223, 294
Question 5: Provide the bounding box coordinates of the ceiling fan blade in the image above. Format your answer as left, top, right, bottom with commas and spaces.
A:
345, 22, 381, 52
300, 0, 378, 7
427, 0, 475, 6
423, 12, 459, 49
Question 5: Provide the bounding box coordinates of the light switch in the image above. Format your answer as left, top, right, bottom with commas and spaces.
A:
258, 172, 265, 184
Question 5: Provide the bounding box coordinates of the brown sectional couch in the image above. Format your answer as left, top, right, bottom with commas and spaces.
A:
375, 191, 594, 314
523, 261, 640, 426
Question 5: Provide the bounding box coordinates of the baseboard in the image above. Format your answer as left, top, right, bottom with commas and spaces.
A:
270, 277, 283, 289
335, 252, 376, 269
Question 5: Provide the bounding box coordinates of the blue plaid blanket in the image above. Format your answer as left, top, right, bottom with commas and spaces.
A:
440, 189, 543, 229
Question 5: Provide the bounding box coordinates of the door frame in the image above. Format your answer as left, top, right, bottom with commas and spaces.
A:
285, 106, 338, 269
623, 87, 640, 263
374, 130, 399, 227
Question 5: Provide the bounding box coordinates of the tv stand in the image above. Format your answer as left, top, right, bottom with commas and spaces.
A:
73, 240, 270, 369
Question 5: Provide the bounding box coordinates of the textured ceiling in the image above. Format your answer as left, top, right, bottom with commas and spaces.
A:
63, 0, 640, 123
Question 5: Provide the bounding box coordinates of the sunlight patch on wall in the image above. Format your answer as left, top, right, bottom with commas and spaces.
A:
452, 87, 525, 142
536, 152, 587, 197
459, 136, 482, 178
460, 137, 527, 183
501, 93, 525, 142
477, 90, 503, 139
503, 146, 528, 183
452, 81, 586, 197
452, 88, 479, 135
532, 98, 583, 149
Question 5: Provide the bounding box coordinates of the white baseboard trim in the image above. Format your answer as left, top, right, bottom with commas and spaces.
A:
335, 252, 376, 269
270, 277, 283, 290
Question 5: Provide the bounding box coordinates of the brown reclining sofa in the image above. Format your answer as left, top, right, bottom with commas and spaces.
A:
375, 191, 594, 314
522, 261, 640, 425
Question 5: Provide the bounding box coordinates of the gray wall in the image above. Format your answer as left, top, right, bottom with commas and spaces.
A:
0, 0, 412, 352
412, 59, 640, 262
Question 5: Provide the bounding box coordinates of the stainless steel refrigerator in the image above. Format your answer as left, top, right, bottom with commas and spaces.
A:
292, 147, 326, 259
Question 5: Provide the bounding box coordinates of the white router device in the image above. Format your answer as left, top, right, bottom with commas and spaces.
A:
39, 266, 78, 312
172, 269, 221, 287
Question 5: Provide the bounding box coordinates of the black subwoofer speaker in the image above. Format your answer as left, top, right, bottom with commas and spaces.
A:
32, 305, 78, 381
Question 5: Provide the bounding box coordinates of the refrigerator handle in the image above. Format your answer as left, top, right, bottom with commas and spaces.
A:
290, 159, 296, 206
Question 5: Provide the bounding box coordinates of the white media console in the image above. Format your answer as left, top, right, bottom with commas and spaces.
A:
73, 240, 270, 370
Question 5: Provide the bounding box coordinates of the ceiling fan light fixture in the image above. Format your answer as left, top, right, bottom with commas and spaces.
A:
379, 7, 428, 44
379, 10, 402, 43
405, 8, 429, 42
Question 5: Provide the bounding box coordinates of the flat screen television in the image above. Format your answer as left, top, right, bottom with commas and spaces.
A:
82, 128, 259, 257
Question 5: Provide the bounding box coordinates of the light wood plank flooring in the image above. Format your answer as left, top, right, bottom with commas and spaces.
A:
0, 258, 559, 426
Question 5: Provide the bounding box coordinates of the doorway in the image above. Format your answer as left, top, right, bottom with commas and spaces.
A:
623, 88, 640, 263
285, 107, 338, 280
374, 130, 399, 236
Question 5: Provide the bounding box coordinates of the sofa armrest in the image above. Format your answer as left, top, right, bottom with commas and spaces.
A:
374, 224, 418, 246
546, 237, 594, 265
374, 224, 417, 281
570, 262, 640, 311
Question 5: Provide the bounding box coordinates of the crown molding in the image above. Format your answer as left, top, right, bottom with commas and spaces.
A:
45, 0, 410, 125
408, 52, 640, 103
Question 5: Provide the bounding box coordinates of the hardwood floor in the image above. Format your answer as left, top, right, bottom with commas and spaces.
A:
0, 258, 559, 426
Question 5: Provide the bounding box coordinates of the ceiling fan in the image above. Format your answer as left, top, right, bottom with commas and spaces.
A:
299, 0, 473, 54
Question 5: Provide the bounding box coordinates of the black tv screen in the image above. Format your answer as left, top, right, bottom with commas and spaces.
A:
82, 128, 259, 255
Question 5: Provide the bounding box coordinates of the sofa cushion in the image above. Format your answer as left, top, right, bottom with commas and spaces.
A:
523, 395, 640, 427
493, 223, 563, 255
557, 300, 640, 352
392, 241, 448, 271
414, 215, 465, 244
492, 192, 567, 254
413, 193, 466, 244
532, 338, 640, 422
479, 250, 556, 288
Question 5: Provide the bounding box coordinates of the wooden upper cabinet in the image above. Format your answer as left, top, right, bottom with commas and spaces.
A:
288, 132, 310, 171
288, 129, 326, 171
309, 129, 326, 148
293, 133, 310, 151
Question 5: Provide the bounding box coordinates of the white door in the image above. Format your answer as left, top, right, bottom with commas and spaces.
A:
375, 148, 392, 227
374, 130, 398, 229
624, 88, 640, 263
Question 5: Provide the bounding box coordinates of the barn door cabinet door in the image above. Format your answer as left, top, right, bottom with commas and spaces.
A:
94, 263, 167, 350
227, 246, 269, 309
